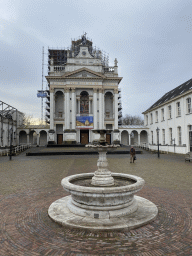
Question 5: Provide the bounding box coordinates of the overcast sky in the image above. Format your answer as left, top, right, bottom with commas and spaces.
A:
1, 0, 192, 120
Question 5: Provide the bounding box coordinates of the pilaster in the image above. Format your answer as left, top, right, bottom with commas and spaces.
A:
93, 88, 98, 129
71, 88, 76, 129
50, 89, 54, 130
138, 132, 140, 146
64, 88, 70, 129
114, 89, 118, 129
37, 134, 40, 146
99, 88, 103, 129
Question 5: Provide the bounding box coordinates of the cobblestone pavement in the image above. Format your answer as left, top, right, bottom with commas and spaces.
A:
0, 149, 192, 255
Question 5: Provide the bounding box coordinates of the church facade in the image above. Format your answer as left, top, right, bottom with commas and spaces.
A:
45, 35, 122, 144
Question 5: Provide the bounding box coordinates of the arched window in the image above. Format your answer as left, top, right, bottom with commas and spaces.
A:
80, 91, 89, 115
55, 91, 64, 118
105, 92, 113, 119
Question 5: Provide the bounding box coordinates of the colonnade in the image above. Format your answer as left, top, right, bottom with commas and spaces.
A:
51, 88, 119, 130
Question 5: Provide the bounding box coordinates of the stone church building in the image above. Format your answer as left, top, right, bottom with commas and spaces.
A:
45, 34, 123, 144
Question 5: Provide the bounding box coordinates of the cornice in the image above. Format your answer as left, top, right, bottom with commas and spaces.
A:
143, 89, 192, 114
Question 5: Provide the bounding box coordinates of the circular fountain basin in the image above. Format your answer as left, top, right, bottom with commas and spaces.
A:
48, 173, 158, 231
61, 173, 144, 218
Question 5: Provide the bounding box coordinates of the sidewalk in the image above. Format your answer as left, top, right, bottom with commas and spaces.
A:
0, 148, 191, 255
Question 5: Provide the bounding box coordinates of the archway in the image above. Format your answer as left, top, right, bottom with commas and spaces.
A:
121, 130, 128, 145
55, 91, 64, 118
80, 91, 89, 115
140, 130, 148, 145
131, 130, 138, 146
29, 130, 37, 145
39, 130, 47, 146
105, 92, 113, 119
19, 131, 27, 144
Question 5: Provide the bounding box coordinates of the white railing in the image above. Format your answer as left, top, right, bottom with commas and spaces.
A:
0, 144, 31, 156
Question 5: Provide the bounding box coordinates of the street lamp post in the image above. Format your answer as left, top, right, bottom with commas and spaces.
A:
156, 127, 160, 158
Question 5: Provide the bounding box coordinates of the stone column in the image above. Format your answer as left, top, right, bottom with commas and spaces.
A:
102, 91, 105, 128
114, 89, 118, 129
37, 133, 40, 146
64, 88, 70, 129
129, 133, 131, 146
138, 132, 140, 146
99, 89, 103, 129
27, 133, 29, 144
76, 96, 80, 114
50, 90, 54, 130
71, 88, 76, 129
113, 94, 115, 119
93, 89, 97, 129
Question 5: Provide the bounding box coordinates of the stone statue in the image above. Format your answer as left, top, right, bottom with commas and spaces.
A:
114, 58, 118, 66
82, 32, 87, 45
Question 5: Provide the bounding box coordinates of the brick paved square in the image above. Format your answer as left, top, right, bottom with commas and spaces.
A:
0, 148, 191, 255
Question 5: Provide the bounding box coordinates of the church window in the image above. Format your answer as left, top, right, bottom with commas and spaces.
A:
80, 91, 89, 115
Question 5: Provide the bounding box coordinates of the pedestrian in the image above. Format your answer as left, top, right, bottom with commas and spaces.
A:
130, 146, 136, 163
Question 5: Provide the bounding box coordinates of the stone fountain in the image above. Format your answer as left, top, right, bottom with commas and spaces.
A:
48, 129, 158, 231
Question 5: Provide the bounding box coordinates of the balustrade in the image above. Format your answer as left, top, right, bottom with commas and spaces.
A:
54, 66, 65, 72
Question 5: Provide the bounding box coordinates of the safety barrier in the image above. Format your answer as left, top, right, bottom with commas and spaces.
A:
0, 144, 31, 156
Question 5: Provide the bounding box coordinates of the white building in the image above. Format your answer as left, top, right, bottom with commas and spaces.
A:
45, 34, 123, 144
0, 101, 24, 147
143, 79, 192, 154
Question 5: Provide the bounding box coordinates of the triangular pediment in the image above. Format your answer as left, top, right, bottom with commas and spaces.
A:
62, 68, 105, 79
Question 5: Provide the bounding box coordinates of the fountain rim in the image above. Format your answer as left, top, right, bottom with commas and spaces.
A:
61, 173, 145, 194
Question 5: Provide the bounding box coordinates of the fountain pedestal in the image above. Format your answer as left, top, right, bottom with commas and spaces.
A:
48, 129, 158, 231
91, 148, 114, 186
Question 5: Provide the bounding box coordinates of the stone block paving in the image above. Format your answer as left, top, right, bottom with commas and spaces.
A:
0, 149, 192, 255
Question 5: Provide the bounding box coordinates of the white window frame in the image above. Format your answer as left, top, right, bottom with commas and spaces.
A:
187, 98, 191, 114
151, 113, 153, 124
162, 129, 165, 145
155, 111, 158, 122
176, 102, 181, 117
161, 108, 164, 121
168, 105, 172, 119
178, 126, 182, 145
146, 115, 148, 126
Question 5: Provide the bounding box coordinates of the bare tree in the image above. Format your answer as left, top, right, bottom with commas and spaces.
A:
23, 114, 45, 125
121, 114, 144, 125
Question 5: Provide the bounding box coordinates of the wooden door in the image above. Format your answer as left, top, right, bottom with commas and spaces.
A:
81, 133, 89, 144
57, 134, 63, 145
106, 134, 111, 145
